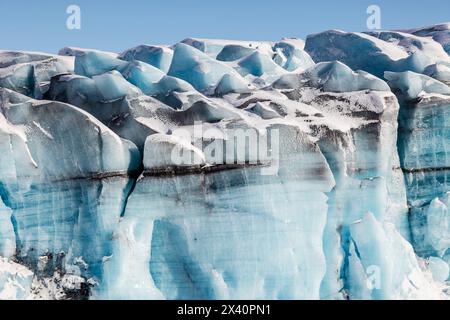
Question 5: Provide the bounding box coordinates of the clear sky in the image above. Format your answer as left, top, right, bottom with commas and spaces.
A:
1, 0, 449, 54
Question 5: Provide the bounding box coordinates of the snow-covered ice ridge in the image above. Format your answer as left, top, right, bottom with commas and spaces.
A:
0, 23, 450, 300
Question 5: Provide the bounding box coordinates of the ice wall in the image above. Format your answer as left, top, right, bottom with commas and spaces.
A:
305, 27, 450, 291
1, 24, 450, 300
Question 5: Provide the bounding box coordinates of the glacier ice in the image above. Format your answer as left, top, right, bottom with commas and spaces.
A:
214, 73, 251, 95
237, 51, 287, 80
1, 23, 450, 300
367, 30, 450, 62
347, 212, 443, 299
0, 51, 73, 99
305, 30, 446, 80
119, 45, 174, 74
273, 61, 390, 92
168, 43, 248, 92
93, 70, 142, 101
424, 63, 450, 83
273, 39, 315, 72
98, 123, 335, 299
0, 87, 139, 296
402, 23, 450, 55
74, 51, 128, 78
385, 71, 450, 100
216, 44, 256, 62
428, 256, 450, 282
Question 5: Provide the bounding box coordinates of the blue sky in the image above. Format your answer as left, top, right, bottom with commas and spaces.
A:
1, 0, 448, 53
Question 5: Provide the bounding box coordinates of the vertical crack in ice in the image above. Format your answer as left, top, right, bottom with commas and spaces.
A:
119, 175, 139, 218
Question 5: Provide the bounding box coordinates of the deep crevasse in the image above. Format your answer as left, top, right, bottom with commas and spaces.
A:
0, 24, 450, 300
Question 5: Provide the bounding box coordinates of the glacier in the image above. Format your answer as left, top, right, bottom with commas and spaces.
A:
0, 24, 450, 300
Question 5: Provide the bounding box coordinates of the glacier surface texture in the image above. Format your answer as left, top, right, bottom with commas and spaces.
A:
1, 23, 450, 300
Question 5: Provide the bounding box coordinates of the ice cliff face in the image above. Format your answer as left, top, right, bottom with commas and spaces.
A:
0, 24, 450, 300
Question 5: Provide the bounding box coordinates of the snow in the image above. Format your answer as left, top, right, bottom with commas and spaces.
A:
0, 258, 33, 300
245, 102, 281, 119
59, 47, 119, 58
